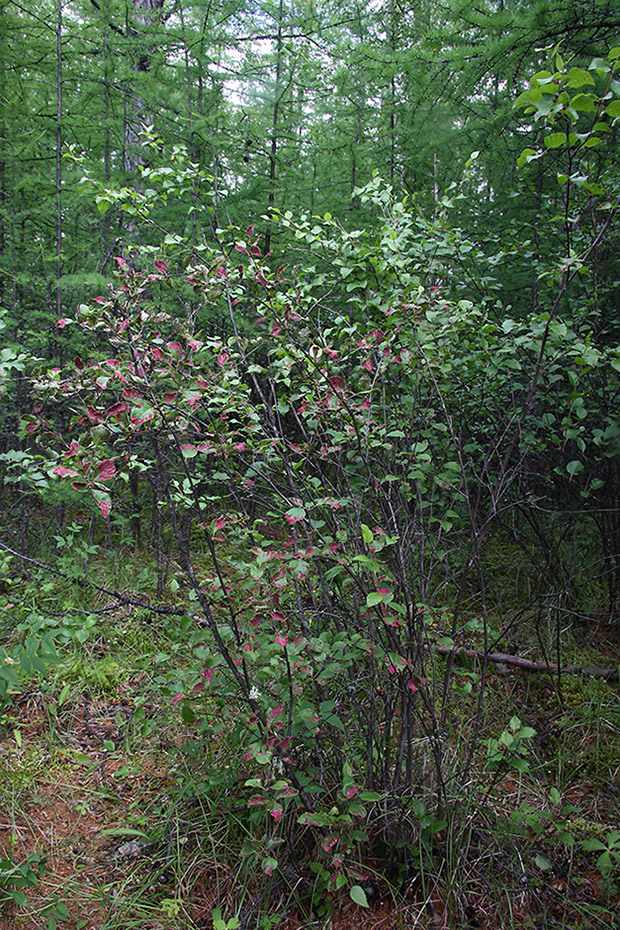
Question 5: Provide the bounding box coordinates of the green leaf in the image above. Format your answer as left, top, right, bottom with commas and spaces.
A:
350, 885, 369, 908
544, 132, 567, 149
570, 93, 595, 112
361, 523, 374, 545
589, 58, 611, 73
582, 838, 607, 852
535, 853, 551, 870
566, 67, 596, 87
606, 100, 620, 118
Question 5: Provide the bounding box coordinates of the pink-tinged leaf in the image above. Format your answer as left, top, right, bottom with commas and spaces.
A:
152, 348, 164, 361
167, 341, 183, 356
407, 679, 418, 693
215, 265, 227, 279
235, 244, 249, 254
118, 318, 129, 333
57, 318, 72, 329
115, 256, 127, 270
154, 260, 168, 274
362, 358, 373, 372
75, 357, 84, 370
213, 515, 227, 530
92, 490, 112, 519
201, 668, 213, 685
269, 705, 283, 719
53, 465, 79, 478
96, 459, 115, 481
256, 273, 267, 287
24, 422, 37, 434
217, 352, 228, 367
171, 693, 186, 704
106, 402, 129, 419
269, 804, 283, 823
86, 406, 102, 424
275, 635, 288, 647
328, 375, 344, 391
130, 402, 155, 425
346, 785, 358, 800
66, 441, 81, 456
180, 443, 197, 458
188, 338, 204, 350
71, 480, 87, 490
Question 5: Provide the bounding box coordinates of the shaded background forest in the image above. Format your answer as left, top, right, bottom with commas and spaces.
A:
2, 0, 620, 347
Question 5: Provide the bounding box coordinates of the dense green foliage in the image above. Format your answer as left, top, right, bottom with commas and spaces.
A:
1, 3, 620, 927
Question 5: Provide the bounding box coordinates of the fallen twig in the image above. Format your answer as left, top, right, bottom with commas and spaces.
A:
434, 644, 619, 683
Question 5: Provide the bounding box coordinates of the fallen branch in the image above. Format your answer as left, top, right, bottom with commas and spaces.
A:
434, 644, 619, 683
0, 542, 186, 617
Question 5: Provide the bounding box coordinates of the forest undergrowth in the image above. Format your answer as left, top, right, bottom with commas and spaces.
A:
0, 533, 619, 930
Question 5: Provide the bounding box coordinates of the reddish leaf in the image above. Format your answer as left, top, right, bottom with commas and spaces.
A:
154, 260, 168, 274
106, 402, 129, 419
53, 465, 79, 478
96, 459, 115, 481
92, 490, 111, 519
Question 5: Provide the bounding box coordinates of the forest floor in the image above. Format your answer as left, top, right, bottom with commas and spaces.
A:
1, 564, 620, 930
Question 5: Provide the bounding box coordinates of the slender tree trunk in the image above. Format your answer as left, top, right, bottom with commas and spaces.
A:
179, 0, 197, 257
350, 83, 362, 207
264, 0, 284, 255
55, 0, 63, 364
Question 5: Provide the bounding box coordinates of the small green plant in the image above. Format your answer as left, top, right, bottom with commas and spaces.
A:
212, 907, 240, 930
581, 829, 620, 879
484, 716, 537, 774
0, 842, 46, 910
